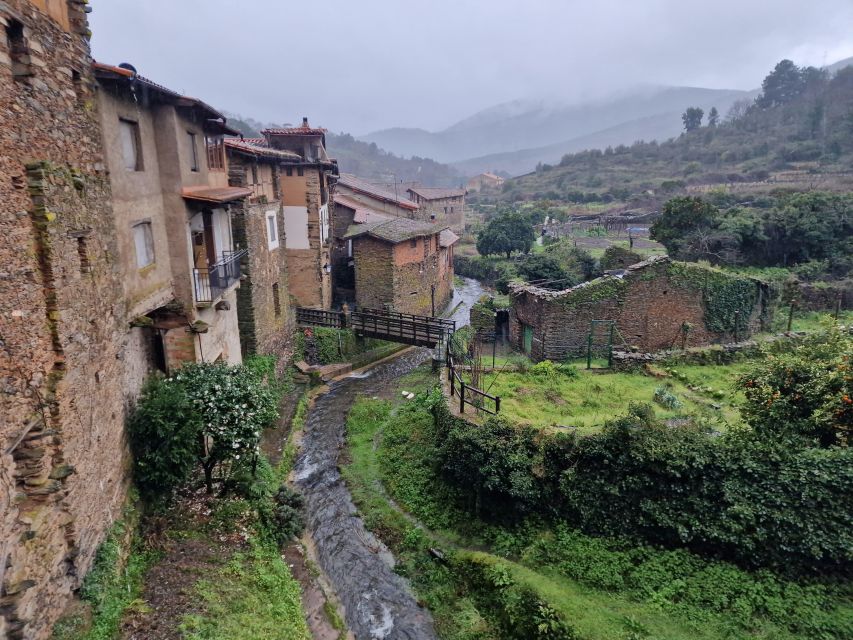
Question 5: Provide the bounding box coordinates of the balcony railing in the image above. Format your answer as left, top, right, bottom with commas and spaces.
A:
193, 249, 247, 305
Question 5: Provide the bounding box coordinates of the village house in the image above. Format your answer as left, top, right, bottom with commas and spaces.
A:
0, 2, 131, 638
225, 137, 301, 363
343, 217, 458, 316
509, 256, 771, 361
466, 172, 505, 192
405, 185, 467, 232
336, 173, 421, 218
94, 62, 249, 376
262, 119, 339, 310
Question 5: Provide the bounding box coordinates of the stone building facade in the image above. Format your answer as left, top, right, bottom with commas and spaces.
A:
466, 172, 504, 192
226, 138, 298, 364
345, 218, 458, 316
94, 63, 248, 373
509, 257, 771, 362
406, 186, 466, 232
263, 120, 338, 309
0, 2, 130, 638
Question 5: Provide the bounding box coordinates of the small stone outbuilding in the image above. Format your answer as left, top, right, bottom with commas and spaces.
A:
510, 257, 772, 361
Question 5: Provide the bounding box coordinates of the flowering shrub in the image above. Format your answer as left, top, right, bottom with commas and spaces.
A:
128, 362, 279, 497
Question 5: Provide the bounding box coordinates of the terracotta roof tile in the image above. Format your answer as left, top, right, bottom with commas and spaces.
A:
182, 186, 252, 204
333, 194, 391, 224
343, 217, 447, 244
407, 186, 466, 200
337, 173, 419, 211
224, 138, 301, 161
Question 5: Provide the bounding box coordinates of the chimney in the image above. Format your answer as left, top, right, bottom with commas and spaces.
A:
302, 117, 309, 128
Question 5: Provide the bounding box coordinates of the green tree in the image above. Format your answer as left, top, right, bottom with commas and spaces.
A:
756, 59, 806, 108
476, 212, 535, 258
650, 196, 721, 258
517, 254, 576, 289
707, 106, 719, 127
681, 107, 704, 132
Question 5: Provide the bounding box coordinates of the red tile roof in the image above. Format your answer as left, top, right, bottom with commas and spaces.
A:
333, 194, 392, 224
181, 186, 252, 204
224, 138, 301, 161
337, 173, 419, 211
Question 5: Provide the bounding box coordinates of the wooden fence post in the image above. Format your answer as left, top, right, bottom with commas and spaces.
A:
495, 396, 501, 414
460, 381, 466, 414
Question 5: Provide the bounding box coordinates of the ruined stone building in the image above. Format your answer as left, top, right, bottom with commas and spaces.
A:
225, 138, 300, 362
465, 172, 504, 192
343, 217, 458, 316
1, 2, 130, 637
336, 173, 420, 219
94, 62, 249, 372
262, 119, 339, 310
405, 186, 466, 232
509, 257, 771, 362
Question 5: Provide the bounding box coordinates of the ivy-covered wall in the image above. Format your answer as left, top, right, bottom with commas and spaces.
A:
509, 257, 772, 361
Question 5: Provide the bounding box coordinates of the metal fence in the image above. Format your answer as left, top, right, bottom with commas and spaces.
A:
446, 348, 501, 415
192, 249, 247, 304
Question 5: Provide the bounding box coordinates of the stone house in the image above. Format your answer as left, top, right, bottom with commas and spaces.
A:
0, 2, 130, 638
225, 137, 300, 362
336, 173, 420, 219
262, 119, 339, 310
405, 186, 466, 232
509, 256, 771, 361
94, 62, 249, 374
344, 217, 458, 316
466, 172, 504, 192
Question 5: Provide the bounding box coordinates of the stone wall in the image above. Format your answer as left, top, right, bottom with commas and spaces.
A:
352, 236, 395, 310
1, 3, 129, 636
510, 258, 770, 362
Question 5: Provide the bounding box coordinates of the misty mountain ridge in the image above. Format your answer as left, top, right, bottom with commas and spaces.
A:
361, 85, 749, 166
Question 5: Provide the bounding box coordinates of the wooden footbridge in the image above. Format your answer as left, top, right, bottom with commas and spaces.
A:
295, 307, 456, 348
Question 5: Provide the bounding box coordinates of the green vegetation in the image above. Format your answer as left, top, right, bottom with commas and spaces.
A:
293, 326, 399, 366
476, 210, 536, 258
179, 540, 308, 640
52, 499, 156, 640
502, 61, 853, 202
343, 365, 852, 639
129, 362, 279, 496
651, 193, 853, 280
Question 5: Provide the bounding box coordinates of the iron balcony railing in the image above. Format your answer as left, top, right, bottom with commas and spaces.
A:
193, 249, 247, 305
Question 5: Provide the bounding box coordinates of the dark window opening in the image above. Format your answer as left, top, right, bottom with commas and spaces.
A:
410, 238, 418, 248
71, 69, 83, 101
297, 167, 304, 177
152, 330, 167, 373
272, 283, 281, 317
77, 236, 90, 273
6, 20, 32, 80
285, 166, 293, 177
251, 163, 258, 185
188, 131, 199, 171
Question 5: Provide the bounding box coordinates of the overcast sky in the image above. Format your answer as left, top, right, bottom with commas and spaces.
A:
89, 0, 853, 136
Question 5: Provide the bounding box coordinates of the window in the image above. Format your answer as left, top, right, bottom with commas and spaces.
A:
347, 239, 353, 258
297, 167, 304, 177
265, 210, 279, 250
6, 19, 32, 80
285, 166, 293, 177
272, 283, 281, 317
251, 163, 259, 185
119, 119, 143, 171
410, 238, 418, 248
206, 136, 224, 170
187, 131, 199, 171
450, 206, 454, 214
132, 222, 155, 268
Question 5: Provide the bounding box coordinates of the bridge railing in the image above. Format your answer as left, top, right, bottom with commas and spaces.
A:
296, 307, 345, 329
349, 308, 455, 348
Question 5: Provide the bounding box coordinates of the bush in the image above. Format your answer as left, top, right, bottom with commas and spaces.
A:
653, 384, 683, 409
269, 485, 305, 545
128, 376, 200, 499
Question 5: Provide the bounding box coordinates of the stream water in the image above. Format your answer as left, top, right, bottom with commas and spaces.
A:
293, 278, 486, 640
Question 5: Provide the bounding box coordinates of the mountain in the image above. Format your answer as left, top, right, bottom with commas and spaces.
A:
500, 62, 853, 201
361, 86, 749, 168
222, 113, 463, 188
826, 55, 853, 75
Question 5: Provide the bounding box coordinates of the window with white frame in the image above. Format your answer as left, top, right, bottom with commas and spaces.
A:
266, 210, 279, 250
119, 119, 143, 171
132, 221, 155, 268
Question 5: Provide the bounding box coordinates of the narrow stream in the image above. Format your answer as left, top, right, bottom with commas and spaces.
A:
293, 278, 486, 640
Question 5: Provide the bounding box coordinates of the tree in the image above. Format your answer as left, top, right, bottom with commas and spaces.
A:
517, 254, 576, 289
707, 107, 719, 127
681, 107, 704, 132
650, 196, 721, 258
755, 59, 806, 108
476, 212, 535, 258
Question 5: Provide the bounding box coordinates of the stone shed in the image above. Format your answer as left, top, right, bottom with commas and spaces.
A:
509, 256, 772, 361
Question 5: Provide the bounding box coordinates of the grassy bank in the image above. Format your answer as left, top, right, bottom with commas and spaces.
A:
341, 364, 851, 639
